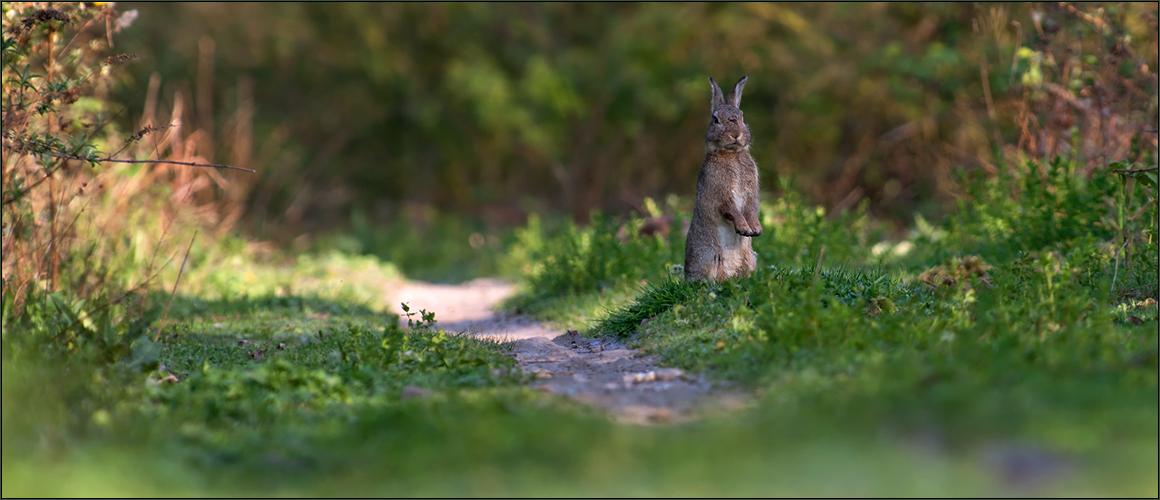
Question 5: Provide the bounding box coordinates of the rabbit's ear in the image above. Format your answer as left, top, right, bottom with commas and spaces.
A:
709, 77, 726, 109
726, 76, 748, 108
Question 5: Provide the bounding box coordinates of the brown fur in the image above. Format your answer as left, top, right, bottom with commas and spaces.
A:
684, 76, 761, 282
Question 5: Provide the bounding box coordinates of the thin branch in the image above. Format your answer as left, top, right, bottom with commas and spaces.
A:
57, 14, 101, 64
156, 230, 198, 342
1, 153, 255, 205
1062, 2, 1109, 33
62, 154, 256, 173
140, 169, 198, 316
1111, 165, 1158, 174
1, 106, 127, 205
1, 156, 69, 205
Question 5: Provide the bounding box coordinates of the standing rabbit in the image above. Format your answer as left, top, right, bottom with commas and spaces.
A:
684, 76, 761, 282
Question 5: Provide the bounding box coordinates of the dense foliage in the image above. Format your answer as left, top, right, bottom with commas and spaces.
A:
115, 3, 1157, 238
516, 155, 1157, 332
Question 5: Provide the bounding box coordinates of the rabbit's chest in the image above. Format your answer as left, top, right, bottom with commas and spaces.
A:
731, 188, 746, 211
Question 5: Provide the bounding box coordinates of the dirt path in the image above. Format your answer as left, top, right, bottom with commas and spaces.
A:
390, 279, 749, 424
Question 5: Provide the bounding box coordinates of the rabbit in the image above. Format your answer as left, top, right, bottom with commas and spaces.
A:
684, 76, 761, 282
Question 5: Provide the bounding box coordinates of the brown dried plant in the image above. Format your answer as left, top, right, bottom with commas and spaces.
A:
2, 2, 252, 321
990, 3, 1158, 177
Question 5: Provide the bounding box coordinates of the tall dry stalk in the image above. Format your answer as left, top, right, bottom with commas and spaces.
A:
2, 2, 253, 321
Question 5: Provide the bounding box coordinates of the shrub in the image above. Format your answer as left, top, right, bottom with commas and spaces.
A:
2, 3, 252, 366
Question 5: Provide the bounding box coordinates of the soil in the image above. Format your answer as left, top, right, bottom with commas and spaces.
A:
390, 278, 750, 424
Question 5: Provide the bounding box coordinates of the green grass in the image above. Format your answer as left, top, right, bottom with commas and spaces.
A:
591, 277, 702, 337
504, 157, 1159, 495
3, 157, 1157, 496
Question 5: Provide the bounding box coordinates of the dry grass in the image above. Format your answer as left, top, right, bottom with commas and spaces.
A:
964, 3, 1158, 180
1, 2, 255, 318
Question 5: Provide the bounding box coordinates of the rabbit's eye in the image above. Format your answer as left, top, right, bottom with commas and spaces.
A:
712, 114, 720, 124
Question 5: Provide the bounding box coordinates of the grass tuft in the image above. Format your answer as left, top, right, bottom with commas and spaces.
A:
591, 277, 702, 337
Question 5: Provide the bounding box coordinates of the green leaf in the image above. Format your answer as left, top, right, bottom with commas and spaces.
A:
49, 292, 81, 327
1130, 168, 1158, 189
128, 305, 162, 339
1111, 162, 1158, 189
124, 335, 161, 372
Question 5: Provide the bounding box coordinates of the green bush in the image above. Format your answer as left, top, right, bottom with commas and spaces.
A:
1, 3, 164, 368
512, 156, 1157, 328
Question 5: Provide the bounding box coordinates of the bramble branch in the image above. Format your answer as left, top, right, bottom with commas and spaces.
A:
59, 154, 257, 173
1, 153, 256, 205
1110, 165, 1158, 174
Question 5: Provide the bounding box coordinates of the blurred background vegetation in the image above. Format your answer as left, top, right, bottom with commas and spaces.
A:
107, 2, 1157, 277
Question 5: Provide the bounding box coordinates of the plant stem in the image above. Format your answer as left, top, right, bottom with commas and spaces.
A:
157, 230, 198, 342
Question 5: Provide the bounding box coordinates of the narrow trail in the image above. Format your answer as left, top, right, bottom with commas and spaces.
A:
390, 279, 749, 424
386, 281, 1087, 490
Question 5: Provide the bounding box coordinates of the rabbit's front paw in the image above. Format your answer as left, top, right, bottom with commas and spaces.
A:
733, 220, 758, 236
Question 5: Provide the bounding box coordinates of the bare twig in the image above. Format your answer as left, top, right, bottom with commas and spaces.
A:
1008, 20, 1022, 87
56, 13, 100, 62
2, 105, 126, 200
156, 230, 198, 342
48, 170, 58, 290
62, 154, 256, 173
139, 173, 196, 316
1061, 2, 1109, 33
1, 153, 255, 205
1110, 165, 1158, 174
